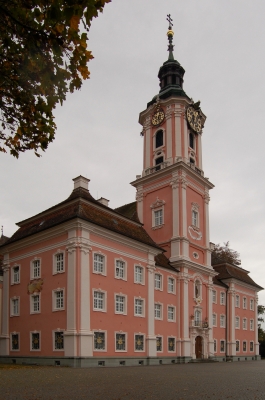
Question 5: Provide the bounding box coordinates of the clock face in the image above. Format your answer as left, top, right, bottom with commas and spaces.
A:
152, 110, 165, 126
186, 106, 202, 133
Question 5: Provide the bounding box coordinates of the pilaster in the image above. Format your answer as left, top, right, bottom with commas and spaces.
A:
136, 185, 144, 224
174, 106, 182, 160
146, 254, 156, 357
197, 133, 203, 169
227, 285, 236, 356
179, 270, 190, 356
255, 294, 259, 355
0, 258, 10, 355
207, 282, 214, 356
165, 105, 173, 165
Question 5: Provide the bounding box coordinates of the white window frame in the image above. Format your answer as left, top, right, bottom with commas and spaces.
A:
114, 293, 127, 315
154, 303, 163, 320
115, 258, 127, 280
10, 332, 20, 351
235, 294, 240, 308
93, 252, 106, 276
134, 265, 144, 285
134, 333, 145, 352
212, 290, 217, 303
151, 199, 165, 229
52, 288, 65, 312
250, 341, 254, 352
30, 258, 41, 279
10, 297, 20, 317
156, 336, 163, 352
236, 340, 240, 352
134, 297, 145, 317
243, 297, 247, 309
250, 299, 254, 311
30, 293, 41, 314
93, 289, 107, 312
220, 292, 225, 305
235, 316, 240, 329
154, 273, 162, 290
30, 331, 41, 351
53, 330, 65, 351
167, 305, 176, 322
93, 330, 107, 352
212, 313, 217, 327
220, 314, 225, 328
243, 341, 247, 352
167, 276, 176, 294
168, 336, 176, 352
11, 265, 20, 285
115, 332, 127, 352
191, 203, 200, 228
220, 340, 225, 353
250, 319, 254, 331
243, 318, 247, 330
154, 209, 163, 227
53, 250, 65, 275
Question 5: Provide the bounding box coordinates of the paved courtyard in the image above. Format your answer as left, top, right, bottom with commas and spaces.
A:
0, 361, 265, 399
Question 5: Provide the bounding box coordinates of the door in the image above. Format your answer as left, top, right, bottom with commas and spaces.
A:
195, 336, 203, 359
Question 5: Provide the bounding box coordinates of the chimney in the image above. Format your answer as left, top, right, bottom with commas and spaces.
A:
73, 176, 90, 190
97, 197, 109, 207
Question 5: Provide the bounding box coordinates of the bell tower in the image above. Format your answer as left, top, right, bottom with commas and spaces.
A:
131, 16, 214, 270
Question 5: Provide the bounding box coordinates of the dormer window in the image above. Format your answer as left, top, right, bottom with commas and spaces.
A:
155, 130, 163, 148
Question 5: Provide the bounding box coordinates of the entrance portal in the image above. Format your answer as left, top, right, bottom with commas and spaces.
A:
195, 336, 203, 359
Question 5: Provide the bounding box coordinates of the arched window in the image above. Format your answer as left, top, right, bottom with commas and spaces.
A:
155, 130, 163, 148
155, 156, 164, 171
189, 133, 194, 149
194, 310, 201, 327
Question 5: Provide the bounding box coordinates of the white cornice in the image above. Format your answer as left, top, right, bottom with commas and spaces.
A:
170, 259, 217, 278
220, 278, 262, 293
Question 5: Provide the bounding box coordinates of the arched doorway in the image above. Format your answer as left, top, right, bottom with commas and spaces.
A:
195, 336, 203, 359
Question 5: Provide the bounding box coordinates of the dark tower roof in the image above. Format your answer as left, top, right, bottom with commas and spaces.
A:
148, 16, 189, 107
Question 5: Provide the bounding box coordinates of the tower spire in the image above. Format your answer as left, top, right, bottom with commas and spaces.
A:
166, 14, 174, 61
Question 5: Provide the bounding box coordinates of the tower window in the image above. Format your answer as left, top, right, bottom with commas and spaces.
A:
190, 157, 195, 164
155, 130, 163, 148
189, 133, 194, 149
155, 156, 164, 171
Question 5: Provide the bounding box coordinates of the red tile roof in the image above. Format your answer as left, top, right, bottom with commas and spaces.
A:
213, 263, 263, 290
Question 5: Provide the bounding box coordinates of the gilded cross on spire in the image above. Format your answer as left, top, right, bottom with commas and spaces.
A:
166, 14, 174, 60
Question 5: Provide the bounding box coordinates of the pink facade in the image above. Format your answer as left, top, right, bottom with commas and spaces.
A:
0, 26, 262, 367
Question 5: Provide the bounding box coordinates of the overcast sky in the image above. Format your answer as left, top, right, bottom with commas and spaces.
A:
1, 0, 265, 304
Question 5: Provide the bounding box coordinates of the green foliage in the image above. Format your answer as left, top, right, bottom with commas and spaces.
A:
0, 0, 111, 157
211, 241, 241, 266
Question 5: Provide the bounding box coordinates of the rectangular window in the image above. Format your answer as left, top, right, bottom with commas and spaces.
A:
250, 342, 254, 352
250, 319, 254, 330
235, 295, 240, 308
135, 298, 144, 316
214, 339, 217, 353
33, 260, 40, 278
155, 273, 162, 290
235, 316, 239, 329
250, 299, 254, 311
168, 306, 175, 321
54, 331, 64, 350
13, 266, 20, 284
156, 336, 162, 352
243, 341, 246, 352
94, 291, 105, 311
243, 318, 247, 330
135, 334, 144, 351
168, 277, 175, 293
54, 290, 64, 310
212, 290, 216, 303
115, 295, 126, 314
220, 292, 225, 305
220, 315, 225, 328
154, 209, 163, 227
155, 303, 162, 319
11, 333, 19, 351
135, 266, 144, 284
236, 340, 240, 352
94, 332, 106, 351
168, 337, 175, 352
212, 313, 216, 327
243, 297, 247, 309
31, 332, 40, 350
220, 340, 225, 353
56, 253, 64, 273
115, 260, 125, 279
11, 298, 19, 316
192, 210, 198, 227
32, 294, 40, 313
116, 333, 126, 351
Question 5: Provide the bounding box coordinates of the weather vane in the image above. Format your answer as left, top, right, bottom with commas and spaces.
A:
166, 14, 173, 29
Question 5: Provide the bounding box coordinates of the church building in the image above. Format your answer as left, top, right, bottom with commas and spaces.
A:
0, 19, 262, 367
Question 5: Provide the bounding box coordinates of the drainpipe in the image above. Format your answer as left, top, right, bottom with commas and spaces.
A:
226, 288, 228, 360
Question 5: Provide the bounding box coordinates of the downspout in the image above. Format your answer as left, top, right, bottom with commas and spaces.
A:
226, 288, 228, 360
